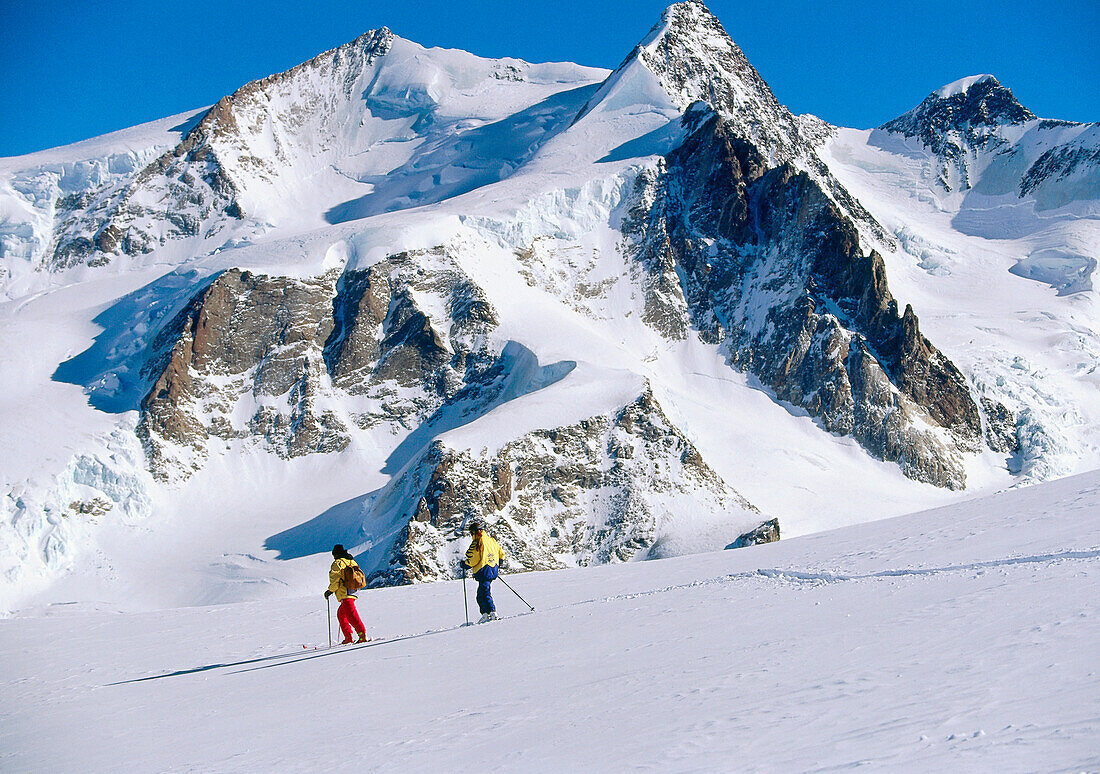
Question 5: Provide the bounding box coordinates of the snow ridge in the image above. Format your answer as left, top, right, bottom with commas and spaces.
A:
934, 73, 997, 99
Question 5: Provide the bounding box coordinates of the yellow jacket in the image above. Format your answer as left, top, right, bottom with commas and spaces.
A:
464, 533, 505, 574
328, 557, 361, 601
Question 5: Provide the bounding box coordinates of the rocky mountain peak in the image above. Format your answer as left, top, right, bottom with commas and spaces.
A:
646, 0, 739, 55
46, 27, 397, 270
192, 27, 395, 147
880, 74, 1036, 153
598, 2, 893, 245
644, 1, 797, 148
577, 1, 802, 165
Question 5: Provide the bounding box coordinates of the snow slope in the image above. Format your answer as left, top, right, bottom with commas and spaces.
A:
2, 470, 1097, 772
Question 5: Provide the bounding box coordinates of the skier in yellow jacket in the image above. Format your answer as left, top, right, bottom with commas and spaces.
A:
324, 544, 368, 644
462, 520, 506, 622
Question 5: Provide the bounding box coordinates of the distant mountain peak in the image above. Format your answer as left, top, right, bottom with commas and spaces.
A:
878, 74, 1038, 193
881, 74, 1036, 150
193, 27, 395, 145
934, 73, 997, 99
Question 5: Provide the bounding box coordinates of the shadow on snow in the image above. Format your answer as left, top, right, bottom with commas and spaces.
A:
52, 269, 218, 413
324, 85, 598, 224
265, 342, 575, 561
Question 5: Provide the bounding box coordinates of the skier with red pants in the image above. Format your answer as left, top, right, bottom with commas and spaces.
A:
324, 544, 368, 644
462, 521, 507, 623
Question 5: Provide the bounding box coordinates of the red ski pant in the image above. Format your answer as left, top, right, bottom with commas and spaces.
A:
337, 597, 365, 641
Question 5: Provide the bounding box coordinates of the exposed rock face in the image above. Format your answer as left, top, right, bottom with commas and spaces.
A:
49, 120, 244, 269
1018, 141, 1100, 198
138, 269, 349, 479
323, 248, 499, 429
138, 249, 499, 480
981, 397, 1020, 454
727, 518, 779, 549
625, 105, 983, 488
368, 386, 767, 585
48, 29, 394, 269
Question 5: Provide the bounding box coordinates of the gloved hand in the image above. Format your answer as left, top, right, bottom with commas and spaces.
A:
324, 590, 333, 599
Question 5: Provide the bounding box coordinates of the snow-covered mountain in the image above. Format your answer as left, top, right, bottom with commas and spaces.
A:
0, 1, 1097, 614
879, 74, 1100, 208
816, 72, 1100, 485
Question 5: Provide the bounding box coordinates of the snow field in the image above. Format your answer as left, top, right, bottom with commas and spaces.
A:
2, 470, 1097, 772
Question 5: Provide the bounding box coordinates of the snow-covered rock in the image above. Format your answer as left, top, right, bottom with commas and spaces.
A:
362, 384, 764, 585
879, 73, 1100, 206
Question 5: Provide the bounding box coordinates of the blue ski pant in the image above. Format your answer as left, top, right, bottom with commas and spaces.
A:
474, 564, 498, 614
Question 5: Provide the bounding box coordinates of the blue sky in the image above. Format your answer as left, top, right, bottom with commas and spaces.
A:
1, 0, 1096, 157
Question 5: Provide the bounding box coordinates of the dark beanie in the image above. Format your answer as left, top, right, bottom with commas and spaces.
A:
332, 544, 346, 558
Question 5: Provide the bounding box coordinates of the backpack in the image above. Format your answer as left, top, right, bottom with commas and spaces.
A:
343, 563, 366, 593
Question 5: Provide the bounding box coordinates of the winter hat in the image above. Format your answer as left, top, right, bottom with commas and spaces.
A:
332, 544, 346, 558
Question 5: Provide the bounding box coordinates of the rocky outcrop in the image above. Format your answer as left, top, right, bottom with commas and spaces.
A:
726, 519, 779, 549
49, 119, 245, 269
137, 269, 349, 479
138, 249, 499, 480
981, 396, 1020, 454
624, 0, 804, 164
625, 105, 982, 488
367, 386, 768, 585
1018, 141, 1100, 198
322, 248, 499, 429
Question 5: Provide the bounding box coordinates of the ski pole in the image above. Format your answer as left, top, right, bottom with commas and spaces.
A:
327, 595, 332, 648
498, 575, 534, 611
462, 570, 470, 626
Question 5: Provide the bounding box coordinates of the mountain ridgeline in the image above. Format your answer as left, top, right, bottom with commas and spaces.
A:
3, 0, 1094, 598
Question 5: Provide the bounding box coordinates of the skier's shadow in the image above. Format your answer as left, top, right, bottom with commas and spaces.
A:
105, 648, 317, 685
105, 625, 465, 686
